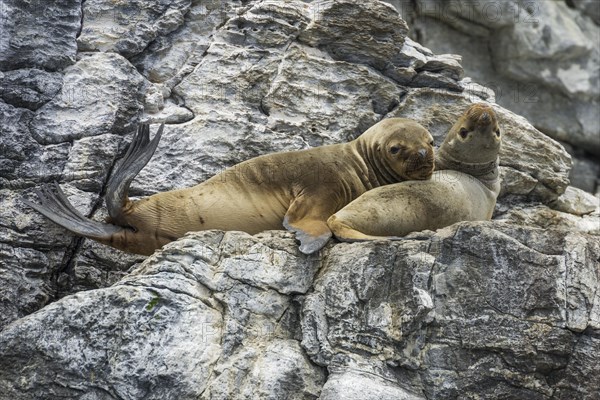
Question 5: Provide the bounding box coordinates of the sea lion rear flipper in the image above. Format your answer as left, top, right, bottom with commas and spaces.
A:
106, 123, 164, 224
24, 182, 122, 240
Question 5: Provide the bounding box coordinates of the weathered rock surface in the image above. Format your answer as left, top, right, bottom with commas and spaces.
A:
1, 224, 598, 399
552, 186, 599, 216
0, 0, 82, 71
30, 52, 146, 146
0, 69, 63, 111
0, 231, 326, 399
386, 0, 600, 193
77, 0, 192, 58
302, 222, 600, 399
1, 0, 598, 398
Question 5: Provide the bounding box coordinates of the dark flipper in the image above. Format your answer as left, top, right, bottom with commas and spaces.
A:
106, 123, 164, 224
24, 182, 122, 240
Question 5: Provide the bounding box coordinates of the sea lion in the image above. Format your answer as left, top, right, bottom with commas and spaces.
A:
26, 118, 435, 255
327, 103, 501, 241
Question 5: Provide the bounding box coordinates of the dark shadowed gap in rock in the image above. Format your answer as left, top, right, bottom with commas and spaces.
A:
259, 98, 270, 116
55, 135, 131, 297
54, 236, 86, 298
76, 2, 84, 38
565, 0, 576, 10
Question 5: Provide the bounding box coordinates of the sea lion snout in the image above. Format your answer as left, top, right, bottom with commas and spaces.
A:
479, 112, 491, 125
405, 145, 435, 180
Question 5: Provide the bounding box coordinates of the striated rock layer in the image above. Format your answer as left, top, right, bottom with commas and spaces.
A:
0, 225, 598, 399
384, 0, 600, 193
0, 0, 598, 398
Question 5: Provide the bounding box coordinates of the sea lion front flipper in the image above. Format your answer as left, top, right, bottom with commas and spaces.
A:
283, 216, 332, 254
283, 194, 334, 255
24, 182, 122, 240
327, 215, 432, 243
327, 214, 392, 242
106, 123, 164, 225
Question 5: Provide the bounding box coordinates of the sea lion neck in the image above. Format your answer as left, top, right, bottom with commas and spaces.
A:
436, 147, 500, 193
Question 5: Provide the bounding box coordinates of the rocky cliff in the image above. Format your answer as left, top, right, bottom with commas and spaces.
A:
0, 0, 598, 399
384, 0, 600, 193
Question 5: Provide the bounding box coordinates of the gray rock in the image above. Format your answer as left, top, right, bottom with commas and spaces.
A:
0, 0, 81, 71
298, 0, 409, 72
77, 0, 192, 58
394, 0, 600, 159
0, 231, 326, 399
30, 52, 146, 145
551, 335, 600, 399
552, 185, 599, 215
320, 363, 425, 400
394, 37, 431, 69
0, 52, 146, 327
131, 0, 242, 85
145, 100, 195, 124
0, 69, 63, 110
0, 273, 224, 399
497, 204, 600, 236
1, 223, 598, 398
572, 0, 600, 24
409, 70, 463, 91
0, 102, 37, 185
302, 222, 599, 399
420, 53, 464, 81
568, 148, 600, 193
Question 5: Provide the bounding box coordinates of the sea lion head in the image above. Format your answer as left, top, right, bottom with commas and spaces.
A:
441, 103, 501, 164
358, 118, 435, 183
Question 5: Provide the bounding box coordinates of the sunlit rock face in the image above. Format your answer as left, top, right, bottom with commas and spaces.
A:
385, 0, 599, 192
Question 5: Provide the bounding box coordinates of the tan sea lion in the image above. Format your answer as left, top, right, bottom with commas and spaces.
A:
327, 103, 501, 241
26, 118, 435, 255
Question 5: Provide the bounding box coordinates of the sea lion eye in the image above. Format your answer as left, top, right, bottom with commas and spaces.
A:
390, 146, 401, 154
495, 129, 501, 137
459, 128, 469, 139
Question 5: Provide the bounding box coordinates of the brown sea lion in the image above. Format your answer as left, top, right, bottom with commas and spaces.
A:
26, 118, 434, 255
327, 103, 502, 241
